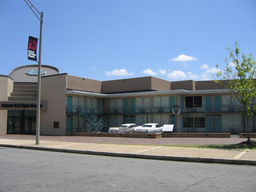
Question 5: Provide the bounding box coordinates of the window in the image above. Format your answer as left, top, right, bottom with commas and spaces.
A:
185, 97, 193, 108
194, 96, 202, 107
185, 96, 202, 108
183, 117, 205, 128
26, 69, 46, 76
53, 121, 59, 129
195, 117, 205, 128
183, 117, 193, 127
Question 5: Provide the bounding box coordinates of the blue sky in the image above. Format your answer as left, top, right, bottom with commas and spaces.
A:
1, 0, 256, 81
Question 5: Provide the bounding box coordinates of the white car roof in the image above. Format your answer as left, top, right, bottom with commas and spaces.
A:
143, 123, 159, 125
121, 123, 136, 126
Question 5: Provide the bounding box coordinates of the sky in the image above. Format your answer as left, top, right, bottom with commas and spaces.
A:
1, 0, 256, 82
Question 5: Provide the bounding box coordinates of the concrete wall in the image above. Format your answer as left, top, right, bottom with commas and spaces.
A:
67, 75, 102, 93
196, 80, 228, 90
0, 76, 13, 134
102, 76, 154, 93
41, 74, 67, 135
151, 77, 171, 91
171, 80, 195, 90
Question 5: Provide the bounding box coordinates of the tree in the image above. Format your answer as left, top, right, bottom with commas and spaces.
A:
215, 42, 256, 143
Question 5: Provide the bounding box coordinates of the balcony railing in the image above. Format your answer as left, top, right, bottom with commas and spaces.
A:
66, 104, 246, 114
183, 104, 243, 113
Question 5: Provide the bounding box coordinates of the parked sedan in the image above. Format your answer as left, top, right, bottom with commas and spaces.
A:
134, 123, 162, 134
108, 123, 138, 134
118, 123, 138, 133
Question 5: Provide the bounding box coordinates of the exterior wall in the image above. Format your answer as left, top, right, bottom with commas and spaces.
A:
196, 80, 229, 90
101, 76, 153, 93
67, 75, 102, 93
151, 77, 171, 91
171, 80, 195, 90
0, 76, 13, 134
41, 74, 67, 135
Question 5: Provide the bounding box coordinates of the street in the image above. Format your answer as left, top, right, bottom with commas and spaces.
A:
0, 147, 255, 192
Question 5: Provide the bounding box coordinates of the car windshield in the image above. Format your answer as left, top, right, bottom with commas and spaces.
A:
120, 125, 128, 128
142, 125, 152, 127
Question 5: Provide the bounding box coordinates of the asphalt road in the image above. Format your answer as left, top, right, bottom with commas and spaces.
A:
0, 147, 256, 192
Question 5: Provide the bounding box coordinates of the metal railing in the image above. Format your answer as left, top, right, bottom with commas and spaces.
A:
66, 104, 245, 115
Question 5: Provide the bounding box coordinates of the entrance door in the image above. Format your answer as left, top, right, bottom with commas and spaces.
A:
214, 115, 222, 132
7, 117, 21, 134
7, 110, 36, 134
24, 117, 36, 134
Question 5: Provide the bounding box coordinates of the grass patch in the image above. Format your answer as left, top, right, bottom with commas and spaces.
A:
102, 141, 256, 150
199, 141, 256, 150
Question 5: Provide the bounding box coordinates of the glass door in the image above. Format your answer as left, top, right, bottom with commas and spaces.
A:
24, 117, 36, 134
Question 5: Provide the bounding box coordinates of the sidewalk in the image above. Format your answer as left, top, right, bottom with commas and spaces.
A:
1, 136, 256, 166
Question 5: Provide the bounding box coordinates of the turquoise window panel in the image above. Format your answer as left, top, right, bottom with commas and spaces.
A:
214, 96, 221, 111
130, 98, 135, 113
123, 115, 128, 123
130, 116, 135, 123
97, 99, 102, 113
123, 98, 128, 113
66, 116, 72, 132
206, 96, 212, 112
67, 96, 72, 113
214, 115, 222, 132
206, 115, 213, 132
169, 96, 176, 112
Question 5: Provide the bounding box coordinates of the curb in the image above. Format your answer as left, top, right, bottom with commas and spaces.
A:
1, 144, 256, 166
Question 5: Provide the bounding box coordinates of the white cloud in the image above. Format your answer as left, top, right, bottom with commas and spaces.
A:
170, 54, 197, 62
167, 71, 187, 79
187, 72, 200, 80
201, 67, 222, 80
159, 69, 166, 75
200, 64, 209, 69
142, 69, 157, 76
167, 70, 200, 80
229, 61, 236, 67
205, 67, 221, 74
105, 69, 134, 76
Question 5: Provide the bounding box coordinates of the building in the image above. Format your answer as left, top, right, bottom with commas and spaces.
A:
0, 65, 255, 135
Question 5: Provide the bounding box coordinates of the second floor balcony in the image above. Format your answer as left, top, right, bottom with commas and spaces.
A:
66, 104, 245, 115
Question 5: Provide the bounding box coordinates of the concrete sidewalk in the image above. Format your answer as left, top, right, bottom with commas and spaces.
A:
1, 138, 256, 166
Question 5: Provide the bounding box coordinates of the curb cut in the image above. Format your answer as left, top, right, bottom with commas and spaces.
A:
1, 144, 256, 166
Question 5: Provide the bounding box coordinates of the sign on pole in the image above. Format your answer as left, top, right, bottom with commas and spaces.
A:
28, 36, 38, 61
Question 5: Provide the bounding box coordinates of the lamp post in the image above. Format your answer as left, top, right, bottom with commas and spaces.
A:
24, 0, 43, 145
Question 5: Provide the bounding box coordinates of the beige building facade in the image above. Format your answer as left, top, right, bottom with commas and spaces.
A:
0, 65, 255, 136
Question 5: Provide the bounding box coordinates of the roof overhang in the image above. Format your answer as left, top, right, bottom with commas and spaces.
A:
66, 89, 188, 98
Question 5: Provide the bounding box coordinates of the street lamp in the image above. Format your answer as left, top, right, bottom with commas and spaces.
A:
24, 0, 43, 145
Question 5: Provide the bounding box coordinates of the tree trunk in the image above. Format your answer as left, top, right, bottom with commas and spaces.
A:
246, 117, 251, 142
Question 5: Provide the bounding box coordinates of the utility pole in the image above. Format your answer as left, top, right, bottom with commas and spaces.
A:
24, 0, 43, 145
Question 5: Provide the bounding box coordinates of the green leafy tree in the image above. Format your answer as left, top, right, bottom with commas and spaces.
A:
215, 42, 256, 142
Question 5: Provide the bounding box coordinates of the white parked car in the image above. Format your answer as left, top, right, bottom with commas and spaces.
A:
134, 123, 174, 134
133, 123, 162, 134
118, 123, 138, 133
108, 123, 138, 133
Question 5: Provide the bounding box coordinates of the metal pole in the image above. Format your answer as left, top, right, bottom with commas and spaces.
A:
36, 12, 43, 145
